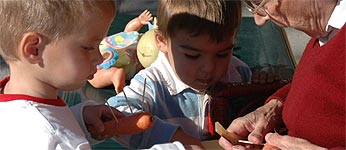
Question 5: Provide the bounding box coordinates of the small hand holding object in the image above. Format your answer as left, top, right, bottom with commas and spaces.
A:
83, 105, 125, 140
86, 104, 154, 139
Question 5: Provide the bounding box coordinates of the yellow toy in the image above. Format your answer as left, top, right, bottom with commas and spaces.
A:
137, 29, 159, 68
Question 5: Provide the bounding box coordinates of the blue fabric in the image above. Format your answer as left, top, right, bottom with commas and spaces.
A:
107, 52, 252, 148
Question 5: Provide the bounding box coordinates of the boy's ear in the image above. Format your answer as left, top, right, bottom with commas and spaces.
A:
154, 30, 168, 53
20, 32, 43, 64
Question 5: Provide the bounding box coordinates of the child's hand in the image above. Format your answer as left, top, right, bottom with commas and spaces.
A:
86, 112, 154, 138
124, 9, 154, 32
83, 105, 125, 140
138, 9, 153, 25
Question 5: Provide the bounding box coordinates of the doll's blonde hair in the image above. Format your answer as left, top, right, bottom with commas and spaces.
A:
0, 0, 116, 61
157, 0, 242, 42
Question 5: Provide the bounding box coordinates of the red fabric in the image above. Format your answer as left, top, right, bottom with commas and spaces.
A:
208, 111, 214, 136
0, 77, 66, 106
0, 76, 9, 88
267, 25, 345, 148
265, 83, 291, 104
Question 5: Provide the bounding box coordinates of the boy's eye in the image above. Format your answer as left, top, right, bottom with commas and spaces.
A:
82, 46, 97, 51
184, 53, 200, 59
217, 52, 231, 58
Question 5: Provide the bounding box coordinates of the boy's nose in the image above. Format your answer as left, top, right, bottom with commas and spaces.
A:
201, 59, 216, 73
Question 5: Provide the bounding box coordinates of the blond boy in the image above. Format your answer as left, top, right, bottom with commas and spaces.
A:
0, 1, 122, 149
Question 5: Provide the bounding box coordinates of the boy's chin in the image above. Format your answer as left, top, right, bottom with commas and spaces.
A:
61, 82, 86, 91
191, 86, 208, 93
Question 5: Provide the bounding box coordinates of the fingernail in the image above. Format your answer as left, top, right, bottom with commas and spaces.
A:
250, 134, 262, 144
265, 133, 273, 140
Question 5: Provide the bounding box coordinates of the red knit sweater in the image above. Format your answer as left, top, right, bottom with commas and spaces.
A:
267, 24, 345, 149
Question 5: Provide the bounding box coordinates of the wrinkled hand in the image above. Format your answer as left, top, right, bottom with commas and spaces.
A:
219, 100, 283, 150
263, 133, 327, 150
83, 105, 125, 140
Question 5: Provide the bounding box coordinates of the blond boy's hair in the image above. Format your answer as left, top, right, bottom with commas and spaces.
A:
157, 0, 241, 42
0, 0, 116, 61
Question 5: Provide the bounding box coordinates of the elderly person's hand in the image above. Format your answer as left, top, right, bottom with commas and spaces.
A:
219, 100, 284, 150
263, 133, 327, 150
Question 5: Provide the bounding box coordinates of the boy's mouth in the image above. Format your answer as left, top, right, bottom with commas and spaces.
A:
196, 78, 212, 87
88, 74, 94, 80
88, 71, 97, 80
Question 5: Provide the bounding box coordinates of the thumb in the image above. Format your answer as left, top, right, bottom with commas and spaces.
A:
88, 116, 105, 132
264, 133, 282, 148
263, 133, 280, 150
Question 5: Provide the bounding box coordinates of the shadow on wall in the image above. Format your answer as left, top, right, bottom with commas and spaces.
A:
116, 0, 158, 15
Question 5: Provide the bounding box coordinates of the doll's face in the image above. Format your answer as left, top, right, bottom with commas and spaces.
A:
157, 30, 235, 92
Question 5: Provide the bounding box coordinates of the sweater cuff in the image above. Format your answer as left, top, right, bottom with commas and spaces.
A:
265, 83, 291, 104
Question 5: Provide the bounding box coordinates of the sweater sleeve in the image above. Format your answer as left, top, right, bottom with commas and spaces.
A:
265, 83, 291, 104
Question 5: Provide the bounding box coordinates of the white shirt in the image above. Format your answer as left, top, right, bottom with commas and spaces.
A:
320, 0, 346, 45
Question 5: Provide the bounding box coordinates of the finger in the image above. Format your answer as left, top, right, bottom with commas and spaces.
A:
85, 106, 109, 132
88, 112, 153, 136
247, 117, 267, 144
219, 136, 233, 149
89, 116, 106, 132
265, 132, 297, 150
141, 9, 148, 15
265, 133, 290, 150
262, 143, 280, 150
219, 137, 246, 150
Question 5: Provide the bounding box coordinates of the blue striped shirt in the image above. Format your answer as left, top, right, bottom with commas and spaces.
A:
108, 52, 251, 149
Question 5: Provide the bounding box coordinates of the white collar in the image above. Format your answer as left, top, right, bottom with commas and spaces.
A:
320, 0, 346, 45
155, 52, 193, 95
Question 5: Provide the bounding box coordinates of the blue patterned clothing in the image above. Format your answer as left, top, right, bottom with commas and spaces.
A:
108, 52, 251, 149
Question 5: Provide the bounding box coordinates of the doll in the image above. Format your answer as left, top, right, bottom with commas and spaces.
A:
88, 10, 158, 93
